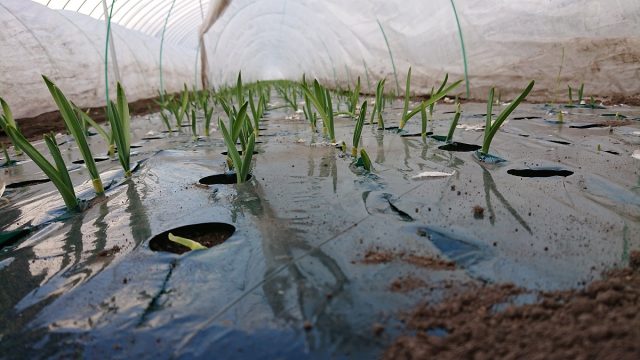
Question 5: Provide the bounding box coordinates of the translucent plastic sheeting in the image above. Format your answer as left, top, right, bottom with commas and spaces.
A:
1, 0, 197, 119
205, 0, 640, 101
33, 0, 210, 48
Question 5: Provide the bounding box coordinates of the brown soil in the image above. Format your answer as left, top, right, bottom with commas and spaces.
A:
602, 119, 633, 127
384, 251, 640, 360
390, 276, 428, 293
361, 250, 395, 264
404, 255, 456, 270
360, 250, 456, 270
0, 97, 162, 143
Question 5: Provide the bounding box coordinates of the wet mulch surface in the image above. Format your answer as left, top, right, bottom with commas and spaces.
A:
385, 251, 640, 360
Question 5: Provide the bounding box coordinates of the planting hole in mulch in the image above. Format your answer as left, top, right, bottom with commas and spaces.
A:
513, 116, 542, 120
148, 222, 236, 254
6, 179, 51, 189
400, 132, 433, 137
141, 136, 164, 140
221, 150, 258, 156
507, 168, 574, 178
199, 173, 253, 185
438, 142, 482, 152
569, 123, 606, 129
547, 139, 572, 145
71, 157, 110, 164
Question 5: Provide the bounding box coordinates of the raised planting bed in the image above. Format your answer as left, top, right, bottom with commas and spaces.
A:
1, 82, 639, 359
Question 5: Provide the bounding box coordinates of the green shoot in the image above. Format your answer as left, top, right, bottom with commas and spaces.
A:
446, 103, 461, 143
160, 111, 172, 133
578, 83, 584, 104
0, 98, 22, 156
248, 89, 265, 136
429, 73, 449, 116
0, 114, 78, 210
404, 79, 463, 130
400, 67, 412, 129
370, 79, 386, 129
1, 143, 12, 166
568, 85, 573, 106
302, 90, 317, 131
74, 104, 113, 157
191, 108, 197, 139
352, 101, 368, 157
481, 80, 535, 155
203, 105, 213, 137
219, 119, 255, 184
360, 148, 373, 172
235, 71, 244, 106
301, 79, 336, 143
168, 233, 207, 251
106, 83, 132, 177
43, 76, 104, 195
348, 77, 361, 116
420, 103, 428, 139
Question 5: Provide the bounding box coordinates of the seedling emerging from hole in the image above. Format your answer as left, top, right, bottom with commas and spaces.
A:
481, 80, 535, 155
191, 109, 197, 139
400, 74, 461, 131
1, 143, 14, 167
568, 85, 573, 106
446, 103, 462, 143
347, 77, 361, 116
43, 76, 104, 194
578, 83, 585, 104
248, 89, 265, 137
203, 104, 214, 137
219, 119, 255, 184
302, 91, 317, 131
370, 79, 386, 129
0, 114, 79, 211
301, 79, 336, 143
399, 67, 413, 129
168, 85, 190, 129
352, 101, 368, 157
106, 83, 132, 177
557, 111, 564, 123
168, 233, 206, 251
360, 148, 373, 172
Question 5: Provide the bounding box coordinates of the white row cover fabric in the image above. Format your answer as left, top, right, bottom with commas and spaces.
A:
3, 0, 640, 120
1, 0, 197, 119
32, 0, 210, 48
204, 0, 640, 101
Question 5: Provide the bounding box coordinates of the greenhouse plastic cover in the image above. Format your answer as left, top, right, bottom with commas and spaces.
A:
2, 0, 640, 119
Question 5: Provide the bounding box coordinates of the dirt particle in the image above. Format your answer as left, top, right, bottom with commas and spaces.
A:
373, 323, 385, 336
473, 205, 485, 219
303, 321, 313, 331
98, 245, 121, 257
390, 276, 428, 293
